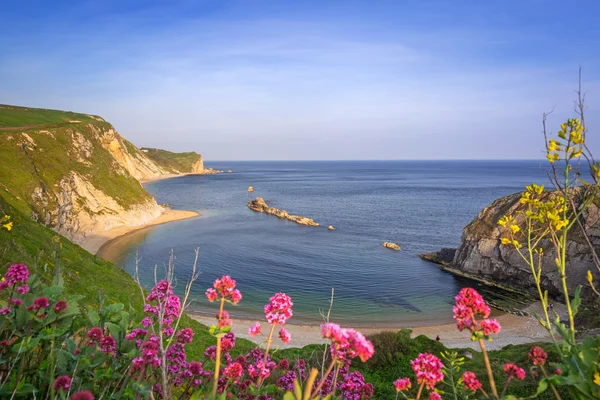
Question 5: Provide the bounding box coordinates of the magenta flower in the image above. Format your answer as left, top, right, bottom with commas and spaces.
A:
429, 392, 442, 400
555, 368, 562, 375
205, 288, 218, 302
248, 361, 271, 380
206, 275, 242, 304
479, 319, 501, 336
146, 280, 173, 302
223, 362, 243, 381
188, 360, 205, 376
100, 335, 116, 355
248, 322, 262, 337
8, 298, 21, 306
0, 307, 10, 315
453, 288, 491, 332
278, 327, 291, 344
28, 297, 49, 312
53, 375, 72, 391
528, 346, 547, 366
462, 371, 482, 392
319, 323, 374, 362
4, 264, 29, 285
221, 332, 236, 351
410, 353, 444, 390
16, 284, 29, 295
54, 300, 68, 313
393, 378, 411, 391
217, 310, 232, 328
264, 292, 293, 325
177, 328, 194, 343
70, 391, 94, 400
86, 327, 103, 344
503, 363, 526, 380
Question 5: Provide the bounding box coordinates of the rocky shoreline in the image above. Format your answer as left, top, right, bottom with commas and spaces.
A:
247, 197, 319, 227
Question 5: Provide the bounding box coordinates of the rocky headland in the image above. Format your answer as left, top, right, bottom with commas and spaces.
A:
421, 191, 600, 300
247, 197, 319, 227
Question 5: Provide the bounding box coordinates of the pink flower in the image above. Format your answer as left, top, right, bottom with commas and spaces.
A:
264, 292, 293, 325
221, 332, 236, 351
223, 362, 243, 380
188, 360, 205, 376
146, 280, 173, 302
16, 284, 29, 295
217, 310, 232, 328
28, 297, 49, 312
279, 327, 291, 344
8, 298, 21, 306
429, 392, 442, 400
555, 368, 562, 375
86, 327, 103, 344
462, 371, 482, 392
503, 363, 526, 380
319, 323, 374, 362
4, 264, 29, 285
528, 346, 547, 366
231, 289, 242, 304
410, 353, 444, 390
393, 378, 411, 391
205, 288, 218, 302
0, 307, 10, 315
177, 328, 194, 343
479, 319, 501, 336
249, 322, 262, 337
453, 288, 491, 332
248, 361, 270, 380
54, 300, 68, 313
53, 375, 72, 391
70, 391, 94, 400
100, 335, 116, 355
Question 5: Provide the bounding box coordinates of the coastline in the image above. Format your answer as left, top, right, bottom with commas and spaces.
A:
189, 302, 561, 351
80, 209, 200, 255
139, 173, 191, 184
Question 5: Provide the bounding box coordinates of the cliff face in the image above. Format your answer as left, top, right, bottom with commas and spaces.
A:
0, 105, 208, 245
451, 191, 600, 298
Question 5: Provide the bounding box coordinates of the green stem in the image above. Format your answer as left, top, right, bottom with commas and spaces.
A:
478, 338, 498, 399
211, 297, 226, 397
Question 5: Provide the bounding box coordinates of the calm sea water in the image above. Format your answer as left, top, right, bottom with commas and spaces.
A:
106, 160, 553, 326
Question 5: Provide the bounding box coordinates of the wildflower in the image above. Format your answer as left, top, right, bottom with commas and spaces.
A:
453, 288, 491, 332
223, 362, 243, 381
410, 353, 444, 390
100, 335, 116, 355
249, 322, 262, 337
217, 310, 232, 328
503, 363, 526, 380
70, 391, 94, 400
429, 392, 442, 400
320, 323, 374, 362
278, 359, 290, 370
248, 361, 271, 380
555, 368, 562, 375
4, 264, 29, 285
125, 328, 148, 342
528, 346, 547, 366
221, 332, 236, 351
28, 297, 50, 312
16, 284, 29, 295
479, 319, 501, 336
0, 307, 10, 315
87, 327, 103, 344
205, 288, 218, 302
462, 371, 482, 392
393, 377, 411, 391
8, 298, 21, 306
146, 280, 173, 302
53, 376, 72, 391
54, 300, 68, 313
207, 275, 242, 304
141, 340, 160, 363
264, 292, 293, 324
177, 328, 194, 343
278, 327, 291, 344
188, 360, 205, 376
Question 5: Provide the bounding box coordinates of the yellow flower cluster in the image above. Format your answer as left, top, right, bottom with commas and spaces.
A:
1, 215, 12, 231
547, 118, 584, 163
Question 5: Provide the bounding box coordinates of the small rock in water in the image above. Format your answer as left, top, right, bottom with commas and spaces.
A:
382, 242, 401, 251
248, 186, 254, 192
328, 225, 335, 230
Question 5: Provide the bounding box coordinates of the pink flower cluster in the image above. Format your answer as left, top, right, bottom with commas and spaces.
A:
205, 275, 242, 304
393, 377, 411, 391
85, 327, 117, 355
143, 280, 181, 334
53, 375, 72, 391
462, 371, 482, 392
528, 346, 547, 366
503, 363, 526, 380
0, 264, 29, 290
248, 322, 261, 337
320, 323, 374, 362
264, 292, 293, 325
453, 288, 501, 337
410, 353, 444, 390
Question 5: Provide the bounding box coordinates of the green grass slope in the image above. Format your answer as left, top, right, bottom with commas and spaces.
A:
141, 147, 203, 173
0, 104, 101, 128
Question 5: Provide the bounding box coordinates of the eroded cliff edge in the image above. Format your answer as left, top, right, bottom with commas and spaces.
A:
422, 191, 600, 299
0, 104, 212, 246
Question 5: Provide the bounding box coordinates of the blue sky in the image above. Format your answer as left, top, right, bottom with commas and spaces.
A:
1, 0, 599, 160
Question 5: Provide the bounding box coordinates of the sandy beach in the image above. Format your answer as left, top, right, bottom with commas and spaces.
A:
189, 302, 562, 351
139, 173, 191, 184
80, 209, 200, 255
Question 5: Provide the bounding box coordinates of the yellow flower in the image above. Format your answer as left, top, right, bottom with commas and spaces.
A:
512, 240, 523, 249
588, 270, 594, 283
2, 222, 12, 231
509, 224, 520, 234
501, 238, 511, 245
548, 140, 561, 151
594, 371, 600, 387
546, 152, 560, 163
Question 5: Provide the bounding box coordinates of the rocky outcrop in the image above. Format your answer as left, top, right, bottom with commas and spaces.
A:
328, 225, 335, 231
248, 197, 319, 227
382, 242, 401, 250
425, 191, 600, 299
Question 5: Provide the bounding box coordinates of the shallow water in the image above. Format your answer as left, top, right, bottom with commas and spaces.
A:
106, 160, 553, 326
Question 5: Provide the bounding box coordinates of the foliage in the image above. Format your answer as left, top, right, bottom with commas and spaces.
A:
140, 147, 203, 174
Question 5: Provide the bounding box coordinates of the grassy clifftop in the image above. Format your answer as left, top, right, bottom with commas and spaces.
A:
0, 104, 102, 128
141, 147, 204, 174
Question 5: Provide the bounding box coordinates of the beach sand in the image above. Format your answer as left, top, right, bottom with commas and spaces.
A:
80, 209, 199, 255
189, 302, 562, 351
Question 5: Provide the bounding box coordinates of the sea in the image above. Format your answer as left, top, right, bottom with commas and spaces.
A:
103, 160, 554, 327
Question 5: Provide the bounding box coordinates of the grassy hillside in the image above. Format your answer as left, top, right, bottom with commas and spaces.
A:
141, 147, 203, 173
0, 104, 101, 128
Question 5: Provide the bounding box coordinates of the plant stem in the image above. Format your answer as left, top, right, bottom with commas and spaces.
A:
257, 323, 277, 388
310, 357, 337, 398
212, 297, 226, 397
541, 365, 562, 400
415, 381, 425, 400
478, 338, 498, 399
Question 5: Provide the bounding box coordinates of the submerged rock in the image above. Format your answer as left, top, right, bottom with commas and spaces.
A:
382, 242, 401, 250
247, 197, 319, 227
248, 186, 254, 192
328, 225, 335, 230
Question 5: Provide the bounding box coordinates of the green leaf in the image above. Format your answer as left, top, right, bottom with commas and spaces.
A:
87, 309, 100, 326
570, 286, 582, 317
284, 392, 298, 400
105, 322, 122, 341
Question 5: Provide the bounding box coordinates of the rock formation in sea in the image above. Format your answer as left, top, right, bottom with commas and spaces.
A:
247, 197, 319, 227
422, 191, 600, 299
382, 242, 401, 250
328, 225, 335, 230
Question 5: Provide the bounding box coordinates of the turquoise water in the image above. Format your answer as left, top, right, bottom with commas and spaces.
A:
107, 160, 552, 326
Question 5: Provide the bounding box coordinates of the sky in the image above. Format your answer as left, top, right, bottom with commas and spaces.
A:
1, 0, 599, 160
